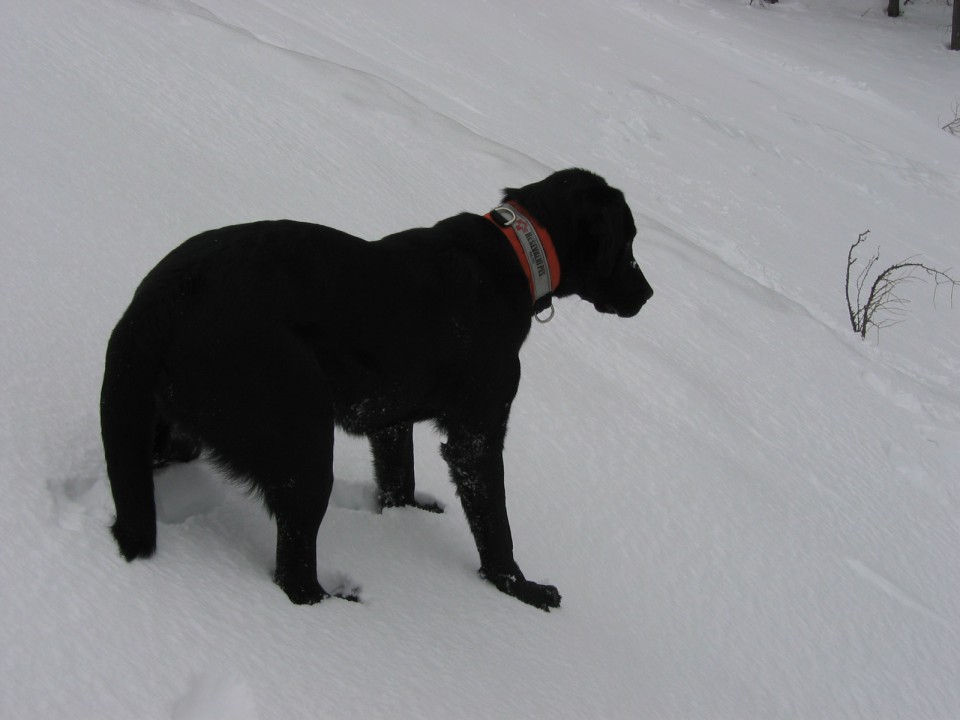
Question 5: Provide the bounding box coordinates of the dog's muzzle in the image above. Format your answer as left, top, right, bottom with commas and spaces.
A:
595, 263, 653, 317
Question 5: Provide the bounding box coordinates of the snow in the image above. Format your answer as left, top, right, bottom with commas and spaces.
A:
2, 0, 959, 717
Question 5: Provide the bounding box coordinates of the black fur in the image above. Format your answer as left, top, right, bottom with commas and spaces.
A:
100, 168, 653, 610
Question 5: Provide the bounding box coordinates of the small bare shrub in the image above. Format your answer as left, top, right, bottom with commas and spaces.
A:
846, 230, 958, 340
943, 99, 960, 136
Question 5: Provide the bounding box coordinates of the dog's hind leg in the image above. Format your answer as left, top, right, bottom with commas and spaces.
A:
211, 424, 335, 604
262, 425, 335, 605
211, 417, 335, 604
183, 332, 339, 605
370, 423, 442, 513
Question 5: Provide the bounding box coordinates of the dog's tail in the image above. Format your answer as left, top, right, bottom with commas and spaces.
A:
100, 289, 175, 561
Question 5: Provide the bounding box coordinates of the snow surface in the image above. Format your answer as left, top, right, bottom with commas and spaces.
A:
2, 0, 959, 717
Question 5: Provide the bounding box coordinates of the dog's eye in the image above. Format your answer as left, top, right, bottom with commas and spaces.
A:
629, 258, 639, 270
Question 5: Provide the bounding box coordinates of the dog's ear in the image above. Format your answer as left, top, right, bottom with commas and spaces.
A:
589, 189, 629, 277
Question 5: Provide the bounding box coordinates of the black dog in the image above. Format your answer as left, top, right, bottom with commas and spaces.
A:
101, 168, 653, 610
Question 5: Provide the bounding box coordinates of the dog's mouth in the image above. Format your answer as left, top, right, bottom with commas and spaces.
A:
593, 296, 648, 317
593, 272, 653, 318
593, 300, 641, 318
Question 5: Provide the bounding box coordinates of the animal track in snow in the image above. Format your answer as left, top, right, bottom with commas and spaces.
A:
45, 474, 105, 531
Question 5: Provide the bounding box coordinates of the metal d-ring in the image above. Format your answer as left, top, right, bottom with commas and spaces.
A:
535, 303, 555, 324
494, 205, 517, 227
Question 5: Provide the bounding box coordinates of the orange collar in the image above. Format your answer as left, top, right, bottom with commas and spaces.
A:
484, 201, 561, 313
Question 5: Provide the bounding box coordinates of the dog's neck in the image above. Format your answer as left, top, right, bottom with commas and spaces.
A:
484, 201, 561, 315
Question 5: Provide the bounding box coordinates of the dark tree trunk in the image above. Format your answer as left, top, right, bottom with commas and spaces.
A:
952, 0, 960, 50
887, 0, 900, 18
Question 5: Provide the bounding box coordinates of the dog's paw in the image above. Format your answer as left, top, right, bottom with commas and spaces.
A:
480, 568, 562, 611
514, 580, 561, 611
410, 498, 444, 514
378, 492, 444, 514
284, 586, 330, 606
278, 572, 363, 606
111, 519, 157, 561
275, 575, 329, 606
281, 584, 363, 606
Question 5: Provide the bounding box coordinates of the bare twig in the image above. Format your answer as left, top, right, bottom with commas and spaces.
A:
943, 98, 960, 136
845, 230, 871, 334
845, 231, 959, 340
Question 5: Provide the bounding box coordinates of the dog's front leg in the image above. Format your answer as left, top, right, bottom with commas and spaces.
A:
442, 426, 561, 611
370, 423, 442, 513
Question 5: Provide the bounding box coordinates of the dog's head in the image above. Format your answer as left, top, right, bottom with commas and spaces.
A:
502, 169, 653, 318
